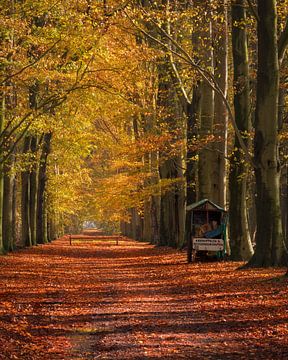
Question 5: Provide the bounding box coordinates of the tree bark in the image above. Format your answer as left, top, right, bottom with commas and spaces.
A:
29, 136, 38, 246
185, 90, 200, 247
36, 133, 52, 244
21, 136, 31, 247
3, 154, 14, 251
212, 0, 228, 207
229, 0, 254, 261
158, 59, 184, 248
12, 175, 18, 247
248, 0, 285, 267
198, 11, 214, 200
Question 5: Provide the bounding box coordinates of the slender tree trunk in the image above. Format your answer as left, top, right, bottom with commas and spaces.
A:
212, 0, 228, 207
21, 137, 31, 247
12, 175, 18, 247
150, 151, 160, 244
159, 158, 179, 247
3, 153, 14, 251
198, 15, 214, 200
143, 155, 152, 242
157, 59, 184, 248
36, 133, 52, 244
29, 136, 38, 245
186, 88, 200, 207
229, 0, 254, 260
248, 0, 285, 267
185, 93, 200, 246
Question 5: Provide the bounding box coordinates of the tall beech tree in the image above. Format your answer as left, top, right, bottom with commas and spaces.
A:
248, 0, 286, 267
212, 0, 228, 207
198, 5, 214, 201
36, 132, 52, 244
229, 0, 253, 261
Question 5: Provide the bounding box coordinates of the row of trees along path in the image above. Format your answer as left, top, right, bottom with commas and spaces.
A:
0, 235, 287, 359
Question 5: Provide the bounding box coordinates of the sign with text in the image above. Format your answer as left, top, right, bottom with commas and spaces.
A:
192, 238, 224, 252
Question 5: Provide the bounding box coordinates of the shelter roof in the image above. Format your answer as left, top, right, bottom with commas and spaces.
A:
186, 199, 226, 212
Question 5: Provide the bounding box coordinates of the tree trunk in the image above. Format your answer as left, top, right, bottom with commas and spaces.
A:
157, 55, 184, 247
12, 175, 18, 247
229, 0, 254, 261
21, 137, 31, 247
36, 133, 52, 244
3, 155, 14, 251
212, 0, 228, 207
150, 151, 160, 244
198, 16, 214, 200
159, 158, 179, 247
248, 0, 285, 267
185, 93, 200, 247
29, 136, 38, 245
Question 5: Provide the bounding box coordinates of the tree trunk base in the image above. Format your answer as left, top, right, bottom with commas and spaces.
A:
241, 252, 287, 268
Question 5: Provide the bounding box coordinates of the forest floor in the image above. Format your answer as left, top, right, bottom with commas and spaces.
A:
0, 235, 287, 360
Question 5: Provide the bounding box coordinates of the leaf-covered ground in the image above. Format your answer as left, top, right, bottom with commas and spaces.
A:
0, 236, 287, 359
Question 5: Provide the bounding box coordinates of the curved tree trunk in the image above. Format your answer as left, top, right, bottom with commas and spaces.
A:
247, 0, 285, 267
229, 0, 253, 261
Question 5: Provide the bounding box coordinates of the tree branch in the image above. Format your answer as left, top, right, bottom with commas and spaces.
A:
124, 8, 254, 167
0, 39, 61, 86
246, 0, 259, 22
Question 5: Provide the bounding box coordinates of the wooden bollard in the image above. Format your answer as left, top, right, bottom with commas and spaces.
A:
69, 234, 72, 246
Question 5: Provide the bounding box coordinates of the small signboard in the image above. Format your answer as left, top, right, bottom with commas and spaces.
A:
192, 238, 224, 252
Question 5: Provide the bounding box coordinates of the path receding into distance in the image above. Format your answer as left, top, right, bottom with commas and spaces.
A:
0, 236, 287, 359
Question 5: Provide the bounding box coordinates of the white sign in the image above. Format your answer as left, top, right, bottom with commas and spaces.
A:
192, 237, 224, 252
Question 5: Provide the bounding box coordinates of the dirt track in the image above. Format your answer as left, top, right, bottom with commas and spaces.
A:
0, 236, 287, 359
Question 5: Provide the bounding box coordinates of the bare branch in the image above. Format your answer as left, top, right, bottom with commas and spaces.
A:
124, 9, 254, 167
168, 53, 190, 105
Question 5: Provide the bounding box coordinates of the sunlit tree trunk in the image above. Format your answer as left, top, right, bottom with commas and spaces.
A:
198, 8, 214, 200
212, 0, 228, 207
185, 87, 200, 248
248, 0, 285, 266
229, 0, 253, 260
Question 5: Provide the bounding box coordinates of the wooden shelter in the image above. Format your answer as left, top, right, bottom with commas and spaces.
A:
186, 199, 227, 263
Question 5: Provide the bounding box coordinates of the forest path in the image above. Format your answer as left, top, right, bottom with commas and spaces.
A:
0, 236, 287, 359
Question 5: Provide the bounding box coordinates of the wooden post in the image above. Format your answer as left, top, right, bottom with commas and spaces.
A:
69, 234, 72, 246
